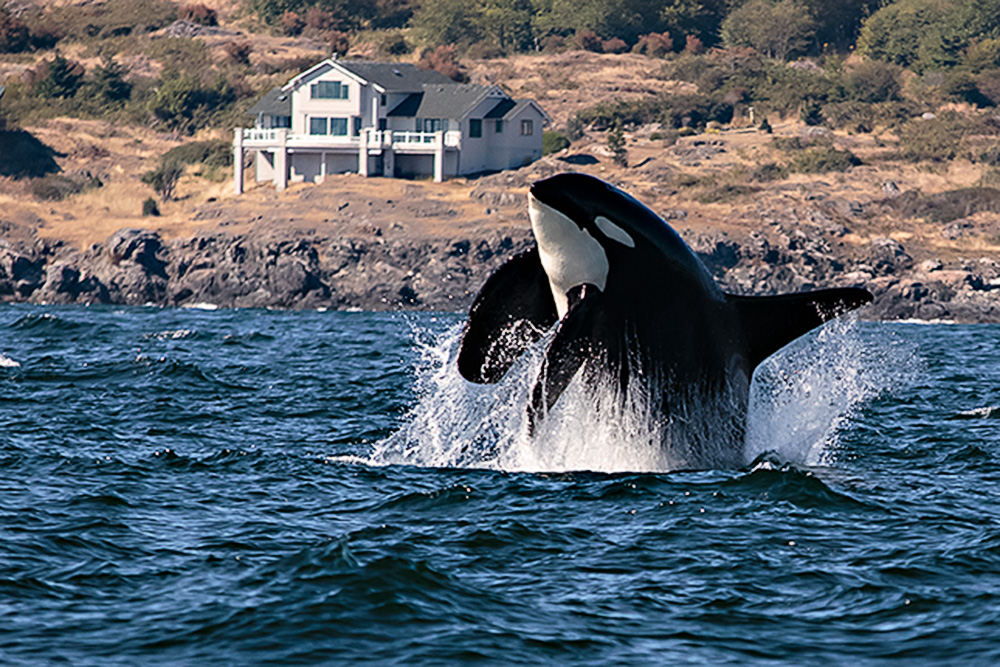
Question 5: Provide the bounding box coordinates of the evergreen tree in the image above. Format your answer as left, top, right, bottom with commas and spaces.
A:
608, 121, 628, 168
35, 54, 83, 99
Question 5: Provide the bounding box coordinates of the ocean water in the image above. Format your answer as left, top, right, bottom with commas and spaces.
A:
1, 305, 999, 664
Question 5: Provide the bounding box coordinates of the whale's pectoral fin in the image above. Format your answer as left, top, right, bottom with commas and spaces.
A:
528, 284, 620, 435
730, 287, 873, 369
458, 248, 558, 383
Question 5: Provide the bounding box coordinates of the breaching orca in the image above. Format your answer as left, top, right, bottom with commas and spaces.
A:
457, 173, 871, 466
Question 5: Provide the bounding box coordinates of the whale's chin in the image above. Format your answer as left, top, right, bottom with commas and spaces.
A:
528, 194, 608, 318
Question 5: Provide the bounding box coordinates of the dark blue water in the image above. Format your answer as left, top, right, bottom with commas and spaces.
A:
1, 305, 999, 664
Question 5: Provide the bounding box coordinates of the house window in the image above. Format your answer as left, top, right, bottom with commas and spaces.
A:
469, 118, 482, 138
309, 117, 328, 135
520, 119, 534, 136
378, 118, 387, 131
311, 81, 349, 99
330, 118, 348, 136
423, 118, 442, 132
381, 94, 387, 106
274, 115, 291, 129
353, 117, 362, 136
495, 120, 503, 133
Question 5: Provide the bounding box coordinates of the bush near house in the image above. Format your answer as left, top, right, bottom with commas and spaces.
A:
542, 131, 570, 155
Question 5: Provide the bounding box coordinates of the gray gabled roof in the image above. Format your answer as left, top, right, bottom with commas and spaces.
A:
337, 61, 454, 92
247, 87, 290, 117
387, 83, 501, 119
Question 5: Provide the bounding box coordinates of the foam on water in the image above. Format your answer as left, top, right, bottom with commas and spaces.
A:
370, 316, 914, 473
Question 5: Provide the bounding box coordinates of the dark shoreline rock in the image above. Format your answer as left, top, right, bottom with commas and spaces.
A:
0, 226, 997, 322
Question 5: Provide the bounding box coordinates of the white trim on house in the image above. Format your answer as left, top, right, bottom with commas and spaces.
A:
234, 59, 547, 193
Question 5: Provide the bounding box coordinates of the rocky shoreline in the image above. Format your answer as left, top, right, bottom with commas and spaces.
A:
1, 216, 998, 322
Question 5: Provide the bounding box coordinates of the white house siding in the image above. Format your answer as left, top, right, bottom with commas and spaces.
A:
291, 74, 363, 137
503, 106, 546, 169
455, 95, 507, 175
255, 150, 276, 183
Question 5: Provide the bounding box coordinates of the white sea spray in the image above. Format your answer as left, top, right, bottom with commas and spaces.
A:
371, 316, 914, 473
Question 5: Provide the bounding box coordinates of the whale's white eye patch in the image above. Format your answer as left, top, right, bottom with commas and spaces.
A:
594, 216, 635, 248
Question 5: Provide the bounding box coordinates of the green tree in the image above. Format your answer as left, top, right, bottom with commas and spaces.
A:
478, 0, 534, 52
34, 54, 83, 99
149, 75, 236, 134
411, 0, 482, 45
720, 0, 816, 60
608, 121, 627, 167
80, 58, 132, 109
858, 0, 1000, 72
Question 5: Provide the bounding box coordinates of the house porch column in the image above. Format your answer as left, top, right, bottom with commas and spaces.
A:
233, 128, 244, 195
359, 130, 369, 177
433, 131, 445, 183
274, 129, 288, 192
384, 131, 394, 178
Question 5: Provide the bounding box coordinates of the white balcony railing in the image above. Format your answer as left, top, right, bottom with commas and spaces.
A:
240, 128, 463, 150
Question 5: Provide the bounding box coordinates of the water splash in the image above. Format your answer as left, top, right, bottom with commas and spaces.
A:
371, 317, 911, 473
745, 316, 917, 467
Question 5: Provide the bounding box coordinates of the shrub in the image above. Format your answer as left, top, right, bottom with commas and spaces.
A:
142, 161, 184, 201
575, 29, 603, 53
684, 35, 704, 55
305, 8, 338, 33
541, 34, 565, 53
34, 55, 84, 99
417, 45, 466, 82
846, 60, 901, 103
750, 162, 787, 181
223, 41, 252, 66
602, 37, 628, 54
29, 171, 102, 201
697, 184, 760, 203
161, 140, 232, 168
790, 146, 860, 173
897, 117, 967, 162
280, 11, 304, 35
799, 98, 824, 126
178, 3, 218, 26
142, 197, 161, 216
374, 30, 409, 56
327, 30, 350, 57
149, 75, 237, 133
79, 59, 133, 109
542, 131, 570, 155
0, 10, 30, 53
608, 122, 627, 167
633, 32, 672, 58
28, 21, 62, 50
565, 114, 585, 140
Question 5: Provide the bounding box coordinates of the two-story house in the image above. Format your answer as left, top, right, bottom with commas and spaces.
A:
234, 59, 549, 193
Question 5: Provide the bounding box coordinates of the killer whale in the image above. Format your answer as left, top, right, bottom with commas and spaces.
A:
457, 173, 871, 466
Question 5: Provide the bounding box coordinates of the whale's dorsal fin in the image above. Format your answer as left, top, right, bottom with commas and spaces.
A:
729, 287, 873, 369
458, 248, 558, 383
